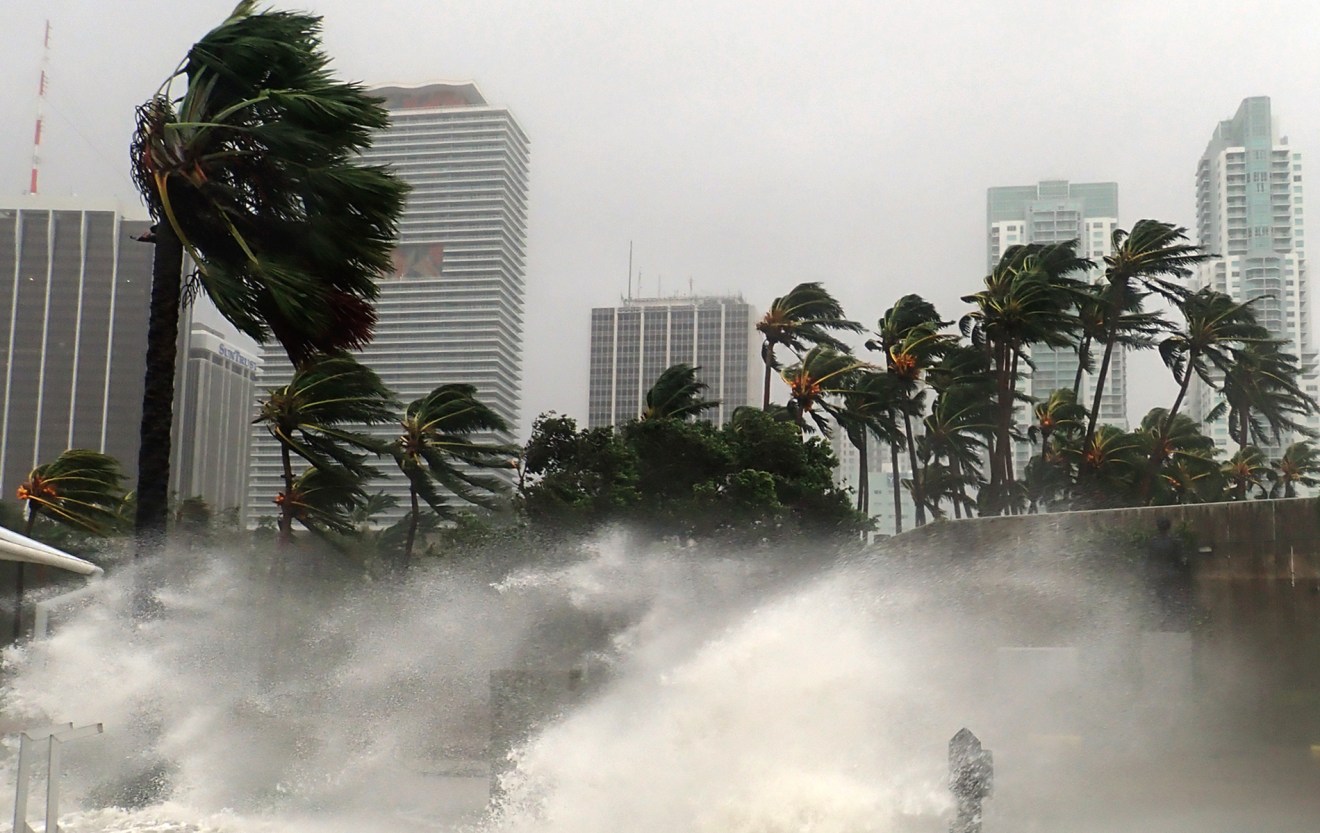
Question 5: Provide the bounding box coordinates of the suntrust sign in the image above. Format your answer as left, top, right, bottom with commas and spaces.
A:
218, 343, 255, 370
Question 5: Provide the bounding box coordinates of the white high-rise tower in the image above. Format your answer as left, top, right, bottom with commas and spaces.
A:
1187, 97, 1316, 456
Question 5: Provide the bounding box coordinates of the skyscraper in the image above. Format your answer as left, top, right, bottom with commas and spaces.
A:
986, 180, 1126, 428
171, 323, 260, 519
1188, 97, 1315, 456
588, 295, 757, 427
248, 82, 530, 527
0, 197, 152, 495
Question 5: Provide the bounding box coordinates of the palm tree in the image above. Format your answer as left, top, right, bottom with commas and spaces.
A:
1156, 289, 1269, 442
393, 384, 512, 565
1071, 281, 1168, 400
642, 364, 720, 421
14, 450, 124, 638
836, 370, 904, 516
960, 242, 1090, 513
867, 294, 956, 527
780, 346, 871, 434
1222, 446, 1271, 501
756, 282, 862, 409
1269, 441, 1320, 498
1061, 424, 1141, 508
129, 2, 408, 548
255, 355, 398, 543
921, 383, 994, 519
1209, 339, 1318, 450
1085, 220, 1211, 445
1131, 408, 1219, 505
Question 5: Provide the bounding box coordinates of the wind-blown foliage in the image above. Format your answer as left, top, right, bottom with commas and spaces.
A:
1086, 220, 1211, 444
780, 346, 870, 435
393, 384, 512, 565
1269, 441, 1320, 498
255, 355, 398, 542
129, 1, 407, 547
17, 450, 126, 537
14, 450, 124, 640
757, 282, 862, 409
642, 364, 720, 421
1209, 339, 1318, 450
961, 241, 1091, 513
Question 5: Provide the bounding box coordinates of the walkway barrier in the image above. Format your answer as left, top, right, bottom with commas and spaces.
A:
12, 723, 103, 833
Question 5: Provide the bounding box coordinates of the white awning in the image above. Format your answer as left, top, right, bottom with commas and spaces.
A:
0, 526, 103, 576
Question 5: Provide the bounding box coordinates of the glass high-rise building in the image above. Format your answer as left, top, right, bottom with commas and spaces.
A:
986, 180, 1126, 431
248, 82, 529, 528
588, 295, 757, 428
0, 197, 152, 496
1187, 97, 1316, 457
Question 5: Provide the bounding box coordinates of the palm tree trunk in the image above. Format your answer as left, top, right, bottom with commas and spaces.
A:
404, 485, 421, 567
1162, 360, 1196, 438
951, 456, 965, 519
891, 442, 903, 534
1007, 347, 1021, 490
278, 443, 295, 546
1072, 332, 1092, 398
133, 223, 184, 557
762, 342, 774, 410
903, 410, 926, 526
856, 436, 868, 514
1085, 324, 1118, 445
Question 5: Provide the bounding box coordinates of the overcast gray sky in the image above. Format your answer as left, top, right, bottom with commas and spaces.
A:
3, 0, 1318, 436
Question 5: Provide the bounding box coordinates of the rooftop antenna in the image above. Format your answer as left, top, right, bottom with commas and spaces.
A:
28, 20, 51, 195
627, 241, 633, 300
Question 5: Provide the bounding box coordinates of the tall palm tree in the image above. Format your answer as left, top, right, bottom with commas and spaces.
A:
1085, 220, 1211, 445
129, 1, 408, 548
836, 370, 904, 516
867, 294, 956, 526
255, 355, 398, 543
642, 364, 720, 421
757, 282, 862, 409
1209, 339, 1318, 450
1070, 281, 1168, 400
921, 383, 994, 519
780, 346, 871, 434
393, 384, 512, 565
1156, 289, 1269, 439
1268, 441, 1320, 498
960, 242, 1090, 513
14, 450, 124, 638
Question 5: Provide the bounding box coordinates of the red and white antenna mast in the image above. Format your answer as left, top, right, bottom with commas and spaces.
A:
28, 20, 51, 195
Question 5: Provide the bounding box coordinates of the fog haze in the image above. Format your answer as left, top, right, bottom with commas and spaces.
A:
3, 0, 1318, 434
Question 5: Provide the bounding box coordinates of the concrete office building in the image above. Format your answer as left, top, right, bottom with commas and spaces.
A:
1187, 97, 1317, 457
0, 197, 152, 496
987, 180, 1126, 430
171, 323, 259, 520
588, 295, 758, 427
248, 82, 529, 527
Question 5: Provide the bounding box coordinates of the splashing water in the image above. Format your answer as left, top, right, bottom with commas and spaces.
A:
1, 532, 1311, 833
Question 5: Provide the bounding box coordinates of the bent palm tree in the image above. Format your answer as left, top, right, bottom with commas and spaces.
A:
642, 364, 720, 421
14, 450, 124, 638
780, 346, 870, 435
130, 1, 408, 548
1269, 441, 1320, 498
1086, 221, 1210, 445
1209, 339, 1318, 450
757, 282, 862, 409
394, 384, 512, 565
255, 355, 398, 543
